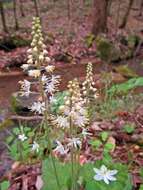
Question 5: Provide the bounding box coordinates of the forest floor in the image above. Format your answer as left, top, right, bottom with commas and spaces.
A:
0, 0, 143, 189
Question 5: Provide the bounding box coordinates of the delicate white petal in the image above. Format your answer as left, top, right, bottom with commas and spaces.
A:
103, 176, 109, 184
101, 165, 107, 173
106, 175, 117, 181
93, 168, 101, 174
93, 174, 103, 181
108, 170, 118, 175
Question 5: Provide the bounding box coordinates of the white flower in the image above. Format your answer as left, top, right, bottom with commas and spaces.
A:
45, 65, 55, 73
39, 54, 44, 62
53, 141, 69, 155
43, 49, 48, 55
32, 141, 40, 152
45, 81, 56, 94
21, 64, 29, 71
74, 115, 88, 127
31, 101, 45, 114
27, 58, 33, 64
18, 134, 27, 141
41, 75, 48, 84
28, 69, 40, 78
45, 57, 51, 63
51, 75, 60, 84
68, 138, 82, 149
81, 128, 92, 138
49, 96, 57, 104
93, 165, 118, 184
54, 116, 69, 128
19, 79, 31, 97
45, 75, 60, 94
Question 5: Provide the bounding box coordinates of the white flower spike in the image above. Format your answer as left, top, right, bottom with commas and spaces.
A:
93, 165, 118, 185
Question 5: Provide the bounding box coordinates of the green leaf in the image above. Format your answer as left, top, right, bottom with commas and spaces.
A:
90, 139, 102, 149
108, 77, 143, 96
140, 168, 143, 179
123, 124, 135, 134
42, 158, 74, 190
6, 136, 13, 144
104, 142, 114, 152
139, 184, 143, 190
13, 127, 20, 135
0, 181, 10, 190
85, 34, 95, 48
50, 91, 69, 114
101, 132, 109, 142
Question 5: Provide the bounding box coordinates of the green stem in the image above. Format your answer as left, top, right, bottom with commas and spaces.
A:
38, 74, 61, 190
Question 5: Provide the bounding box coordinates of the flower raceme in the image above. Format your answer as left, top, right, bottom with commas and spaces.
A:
53, 79, 88, 130
19, 17, 61, 115
27, 17, 51, 66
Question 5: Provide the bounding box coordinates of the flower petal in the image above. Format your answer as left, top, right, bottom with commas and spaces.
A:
101, 165, 107, 173
103, 176, 109, 184
108, 170, 118, 175
107, 175, 117, 181
93, 168, 101, 174
94, 174, 103, 181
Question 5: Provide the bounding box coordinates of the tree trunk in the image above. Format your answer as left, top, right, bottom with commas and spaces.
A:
119, 0, 134, 28
139, 0, 143, 16
92, 0, 109, 36
0, 1, 8, 33
13, 0, 19, 30
19, 0, 25, 17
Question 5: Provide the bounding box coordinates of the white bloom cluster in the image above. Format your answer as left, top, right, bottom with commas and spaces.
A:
28, 69, 41, 78
53, 141, 69, 155
21, 64, 29, 71
45, 75, 60, 95
31, 101, 45, 114
54, 79, 88, 129
19, 79, 31, 97
67, 137, 82, 149
27, 17, 51, 66
82, 62, 98, 100
93, 165, 118, 184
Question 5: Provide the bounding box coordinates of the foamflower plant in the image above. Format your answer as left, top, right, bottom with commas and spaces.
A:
19, 17, 61, 190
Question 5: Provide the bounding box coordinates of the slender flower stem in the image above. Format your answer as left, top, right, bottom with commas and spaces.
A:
38, 72, 61, 190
